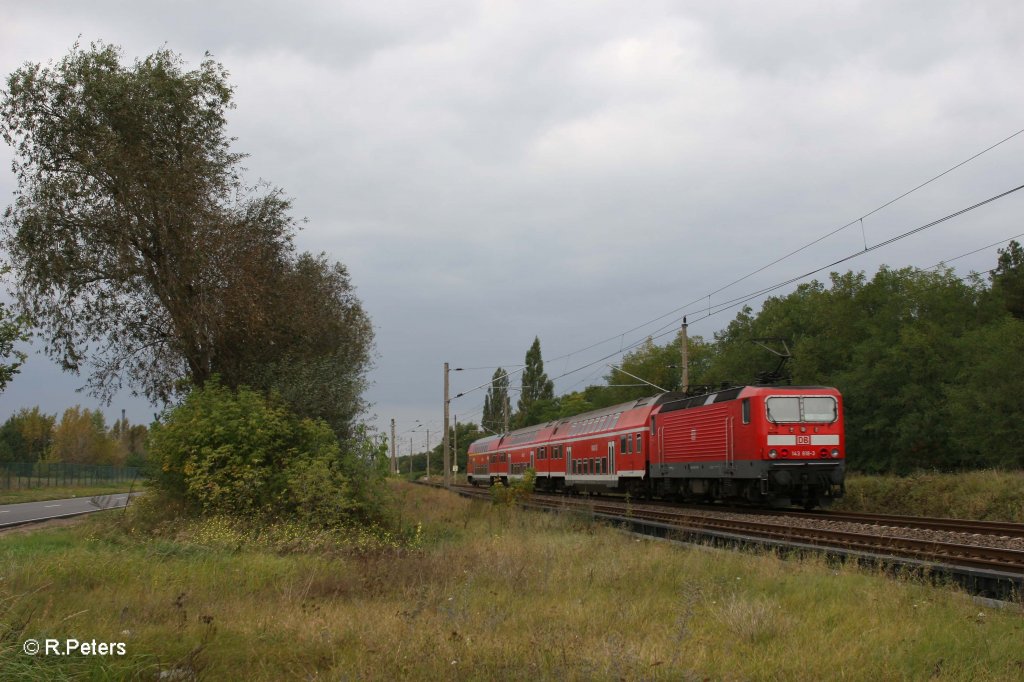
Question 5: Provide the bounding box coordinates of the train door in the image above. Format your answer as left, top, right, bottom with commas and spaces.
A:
607, 441, 615, 475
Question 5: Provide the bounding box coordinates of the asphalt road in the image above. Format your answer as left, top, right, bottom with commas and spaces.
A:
0, 493, 133, 528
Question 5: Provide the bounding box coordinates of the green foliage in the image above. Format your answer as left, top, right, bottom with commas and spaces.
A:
49, 406, 121, 464
835, 470, 1024, 521
945, 316, 1024, 468
989, 239, 1024, 319
688, 265, 1000, 472
110, 419, 149, 467
482, 367, 510, 434
515, 338, 554, 427
543, 251, 1023, 474
0, 268, 29, 393
0, 407, 55, 462
1, 43, 372, 422
556, 391, 594, 419
490, 468, 536, 506
241, 253, 374, 440
147, 379, 385, 525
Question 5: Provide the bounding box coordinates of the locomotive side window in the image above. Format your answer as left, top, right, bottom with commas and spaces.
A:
803, 397, 838, 422
742, 398, 751, 424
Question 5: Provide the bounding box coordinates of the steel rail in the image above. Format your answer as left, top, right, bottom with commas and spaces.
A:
763, 509, 1024, 538
447, 483, 1024, 573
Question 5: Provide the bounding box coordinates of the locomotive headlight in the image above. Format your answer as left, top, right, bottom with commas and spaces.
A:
831, 449, 840, 458
768, 449, 778, 459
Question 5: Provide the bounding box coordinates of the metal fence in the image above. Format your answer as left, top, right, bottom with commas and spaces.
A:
0, 461, 141, 490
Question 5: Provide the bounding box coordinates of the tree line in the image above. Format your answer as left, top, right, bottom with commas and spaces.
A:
484, 242, 1024, 474
0, 406, 146, 466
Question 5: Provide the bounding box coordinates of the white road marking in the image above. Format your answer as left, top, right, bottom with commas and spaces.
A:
43, 504, 61, 508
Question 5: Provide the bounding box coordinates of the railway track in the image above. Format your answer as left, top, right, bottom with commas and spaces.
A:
438, 482, 1024, 597
733, 507, 1024, 539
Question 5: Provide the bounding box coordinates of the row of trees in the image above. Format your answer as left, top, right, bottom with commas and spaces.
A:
0, 406, 147, 466
481, 337, 557, 433
484, 242, 1024, 473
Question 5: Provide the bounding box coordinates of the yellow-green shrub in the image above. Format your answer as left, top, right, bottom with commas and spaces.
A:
147, 378, 358, 524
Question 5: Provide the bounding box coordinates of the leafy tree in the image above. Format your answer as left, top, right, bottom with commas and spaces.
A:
482, 367, 510, 434
0, 418, 25, 462
110, 418, 148, 467
695, 265, 986, 472
0, 279, 29, 393
1, 42, 372, 424
990, 239, 1024, 319
0, 407, 56, 462
946, 316, 1024, 468
601, 332, 716, 405
248, 254, 374, 439
556, 391, 594, 419
49, 406, 120, 464
9, 407, 55, 461
515, 337, 554, 427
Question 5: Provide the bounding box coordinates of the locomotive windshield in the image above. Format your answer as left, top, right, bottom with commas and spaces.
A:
766, 396, 837, 423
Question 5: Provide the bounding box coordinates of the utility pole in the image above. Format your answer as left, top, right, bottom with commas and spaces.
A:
503, 394, 509, 434
453, 415, 458, 477
390, 418, 397, 475
409, 437, 413, 476
443, 362, 451, 488
681, 316, 689, 394
426, 429, 430, 481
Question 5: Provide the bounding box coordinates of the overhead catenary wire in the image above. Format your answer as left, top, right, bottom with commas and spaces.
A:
519, 126, 1024, 371
530, 182, 1024, 388
419, 180, 1024, 440
919, 232, 1024, 271
429, 130, 1024, 429
408, 224, 1018, 439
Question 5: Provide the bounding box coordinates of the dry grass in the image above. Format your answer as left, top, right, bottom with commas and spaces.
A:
836, 470, 1024, 521
1, 481, 1023, 680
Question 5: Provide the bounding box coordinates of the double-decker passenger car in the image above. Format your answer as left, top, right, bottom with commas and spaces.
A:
467, 385, 845, 508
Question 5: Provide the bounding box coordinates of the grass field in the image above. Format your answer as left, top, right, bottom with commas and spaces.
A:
0, 483, 139, 506
1, 481, 1022, 680
837, 470, 1024, 522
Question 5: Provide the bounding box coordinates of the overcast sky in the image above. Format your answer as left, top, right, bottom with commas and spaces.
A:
2, 1, 1023, 452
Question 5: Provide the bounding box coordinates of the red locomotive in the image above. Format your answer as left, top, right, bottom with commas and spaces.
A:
467, 385, 845, 508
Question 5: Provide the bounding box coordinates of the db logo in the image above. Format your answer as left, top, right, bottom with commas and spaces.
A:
796, 436, 811, 445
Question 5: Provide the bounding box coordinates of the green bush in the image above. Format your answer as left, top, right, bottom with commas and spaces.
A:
491, 468, 536, 506
147, 379, 368, 525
